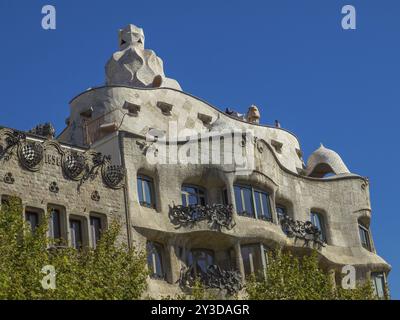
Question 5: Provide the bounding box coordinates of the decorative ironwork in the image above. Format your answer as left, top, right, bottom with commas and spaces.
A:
280, 214, 326, 248
3, 172, 15, 184
18, 142, 44, 171
169, 204, 235, 231
49, 181, 59, 194
179, 265, 243, 295
91, 190, 100, 202
0, 129, 124, 190
102, 164, 125, 189
29, 123, 56, 139
62, 152, 86, 180
77, 152, 125, 191
0, 130, 26, 161
77, 153, 110, 190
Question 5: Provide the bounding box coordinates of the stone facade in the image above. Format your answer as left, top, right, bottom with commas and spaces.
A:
1, 24, 391, 299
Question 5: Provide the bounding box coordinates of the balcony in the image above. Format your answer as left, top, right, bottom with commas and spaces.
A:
279, 214, 326, 248
179, 264, 243, 295
169, 204, 235, 231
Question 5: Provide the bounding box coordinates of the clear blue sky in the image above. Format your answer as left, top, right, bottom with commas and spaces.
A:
0, 0, 398, 298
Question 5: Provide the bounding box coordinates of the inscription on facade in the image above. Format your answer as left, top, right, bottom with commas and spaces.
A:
45, 154, 61, 166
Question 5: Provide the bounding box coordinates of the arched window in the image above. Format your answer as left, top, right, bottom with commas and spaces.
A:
181, 185, 206, 206
137, 175, 155, 208
146, 241, 164, 279
234, 184, 272, 221
310, 211, 327, 242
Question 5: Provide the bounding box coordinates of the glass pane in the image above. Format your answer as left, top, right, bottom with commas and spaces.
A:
181, 193, 187, 207
372, 273, 385, 298
234, 186, 243, 213
70, 219, 82, 249
311, 212, 325, 241
90, 217, 102, 247
192, 250, 214, 274
359, 226, 371, 251
241, 244, 263, 278
254, 191, 262, 218
137, 177, 144, 203
276, 206, 286, 219
143, 180, 152, 204
260, 192, 272, 221
188, 194, 198, 205
242, 187, 254, 217
50, 209, 61, 240
25, 211, 39, 233
147, 242, 164, 278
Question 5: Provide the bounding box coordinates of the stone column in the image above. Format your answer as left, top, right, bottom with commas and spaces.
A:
225, 174, 238, 220
167, 240, 180, 284
234, 241, 245, 281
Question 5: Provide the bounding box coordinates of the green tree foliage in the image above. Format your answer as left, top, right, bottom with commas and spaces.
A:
246, 250, 377, 300
0, 197, 148, 300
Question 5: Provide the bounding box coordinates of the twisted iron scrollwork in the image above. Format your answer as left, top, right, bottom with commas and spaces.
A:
169, 204, 235, 231
179, 264, 243, 295
0, 130, 26, 161
78, 153, 125, 190
280, 214, 326, 248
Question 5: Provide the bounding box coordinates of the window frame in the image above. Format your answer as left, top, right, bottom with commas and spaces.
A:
146, 241, 165, 279
371, 272, 386, 299
25, 210, 40, 234
137, 175, 156, 208
234, 184, 273, 222
48, 206, 64, 242
240, 243, 268, 279
310, 211, 327, 243
89, 213, 107, 248
358, 224, 372, 252
69, 218, 83, 250
181, 184, 207, 207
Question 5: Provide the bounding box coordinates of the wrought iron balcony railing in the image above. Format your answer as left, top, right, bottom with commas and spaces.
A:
279, 214, 326, 248
169, 204, 235, 231
179, 264, 243, 295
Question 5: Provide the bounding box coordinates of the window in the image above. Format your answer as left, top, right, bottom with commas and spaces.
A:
25, 211, 39, 233
181, 185, 206, 207
69, 219, 83, 249
49, 208, 62, 240
234, 184, 272, 221
254, 190, 272, 221
137, 175, 155, 208
147, 242, 164, 279
187, 249, 214, 275
359, 224, 372, 252
241, 244, 268, 279
90, 216, 102, 248
310, 212, 326, 242
371, 272, 386, 299
276, 205, 286, 220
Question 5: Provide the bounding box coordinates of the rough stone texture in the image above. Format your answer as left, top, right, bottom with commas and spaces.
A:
0, 130, 128, 247
105, 24, 181, 90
